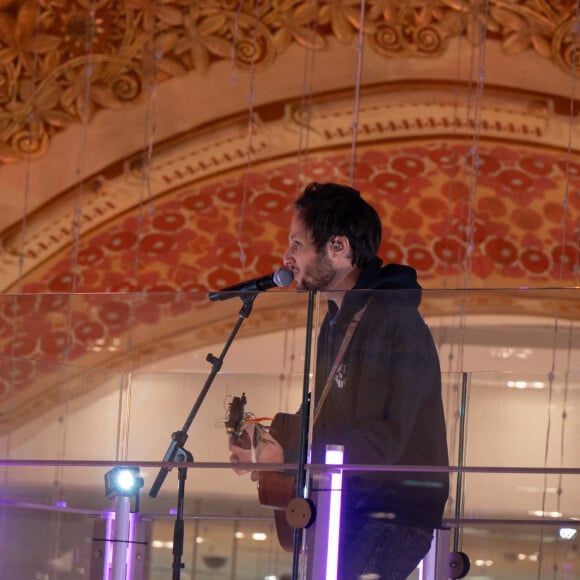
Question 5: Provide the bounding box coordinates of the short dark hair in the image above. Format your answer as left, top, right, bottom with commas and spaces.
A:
294, 182, 382, 267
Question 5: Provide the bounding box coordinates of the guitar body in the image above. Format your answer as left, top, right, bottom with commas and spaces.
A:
226, 398, 301, 552
259, 411, 305, 552
274, 509, 295, 552
257, 470, 296, 551
258, 470, 297, 509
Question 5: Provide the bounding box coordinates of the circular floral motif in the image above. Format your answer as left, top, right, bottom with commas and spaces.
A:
557, 159, 580, 177
77, 246, 105, 266
498, 169, 534, 193
428, 148, 459, 170
372, 171, 406, 196
486, 238, 518, 265
520, 248, 550, 274
380, 241, 404, 263
98, 301, 131, 329
153, 213, 186, 232
433, 238, 466, 264
391, 156, 425, 177
252, 192, 287, 214
183, 191, 214, 212
207, 267, 241, 291
74, 321, 106, 343
215, 184, 244, 204
406, 245, 435, 272
48, 272, 79, 292
519, 157, 553, 176
551, 243, 579, 271
301, 159, 336, 181
219, 243, 255, 269
467, 153, 501, 175
1, 358, 35, 385
6, 334, 37, 357
1, 296, 37, 318
40, 331, 69, 357
140, 233, 175, 254
106, 231, 138, 252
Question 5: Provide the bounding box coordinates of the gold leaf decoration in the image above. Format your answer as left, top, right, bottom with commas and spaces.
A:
0, 0, 579, 164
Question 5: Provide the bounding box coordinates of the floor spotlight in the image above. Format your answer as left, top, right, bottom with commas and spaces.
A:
105, 466, 144, 500
101, 467, 146, 580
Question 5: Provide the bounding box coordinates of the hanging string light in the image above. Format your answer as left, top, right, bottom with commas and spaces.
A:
128, 0, 161, 349
294, 1, 319, 191
537, 3, 580, 577
234, 1, 262, 273
348, 0, 366, 187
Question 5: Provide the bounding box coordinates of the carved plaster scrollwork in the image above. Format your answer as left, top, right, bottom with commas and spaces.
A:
0, 0, 578, 164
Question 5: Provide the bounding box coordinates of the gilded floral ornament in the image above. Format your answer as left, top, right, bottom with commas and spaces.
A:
0, 0, 579, 164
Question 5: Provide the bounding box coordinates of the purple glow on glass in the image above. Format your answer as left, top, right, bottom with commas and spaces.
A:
54, 500, 67, 508
104, 515, 114, 580
325, 445, 344, 580
126, 512, 138, 580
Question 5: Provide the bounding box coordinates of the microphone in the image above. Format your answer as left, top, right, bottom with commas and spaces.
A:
208, 268, 294, 301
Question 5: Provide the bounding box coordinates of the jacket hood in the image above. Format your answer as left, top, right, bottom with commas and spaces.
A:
354, 257, 422, 306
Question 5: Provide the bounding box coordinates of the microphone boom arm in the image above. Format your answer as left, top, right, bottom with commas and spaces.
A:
149, 294, 257, 498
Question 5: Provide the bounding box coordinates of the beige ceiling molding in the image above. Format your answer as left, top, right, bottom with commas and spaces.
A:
0, 81, 574, 291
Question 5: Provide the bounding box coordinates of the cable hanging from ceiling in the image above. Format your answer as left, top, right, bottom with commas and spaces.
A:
294, 1, 319, 192
232, 0, 261, 274
348, 0, 366, 187
537, 2, 580, 576
435, 3, 480, 549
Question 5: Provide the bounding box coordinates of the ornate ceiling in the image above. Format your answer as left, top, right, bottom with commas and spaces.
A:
0, 0, 579, 166
1, 0, 580, 429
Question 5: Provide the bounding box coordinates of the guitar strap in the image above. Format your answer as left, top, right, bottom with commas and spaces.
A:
312, 299, 370, 425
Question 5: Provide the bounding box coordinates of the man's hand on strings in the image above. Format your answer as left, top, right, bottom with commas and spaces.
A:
228, 422, 284, 481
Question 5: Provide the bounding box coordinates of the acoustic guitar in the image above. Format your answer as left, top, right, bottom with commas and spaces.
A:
226, 393, 297, 552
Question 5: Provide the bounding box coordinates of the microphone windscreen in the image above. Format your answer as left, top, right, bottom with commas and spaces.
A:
273, 268, 294, 288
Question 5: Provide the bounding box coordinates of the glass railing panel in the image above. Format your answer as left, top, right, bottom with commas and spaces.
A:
0, 462, 295, 580
453, 508, 580, 579
458, 370, 580, 542
125, 290, 313, 577
0, 490, 96, 579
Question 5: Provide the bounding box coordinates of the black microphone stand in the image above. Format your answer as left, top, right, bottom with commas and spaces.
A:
148, 293, 257, 580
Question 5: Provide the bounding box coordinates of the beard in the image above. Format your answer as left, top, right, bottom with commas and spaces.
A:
296, 251, 336, 292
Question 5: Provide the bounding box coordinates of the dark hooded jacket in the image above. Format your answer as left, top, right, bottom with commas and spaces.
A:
273, 258, 449, 531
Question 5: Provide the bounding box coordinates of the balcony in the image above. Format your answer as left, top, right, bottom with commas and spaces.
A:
0, 288, 578, 579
